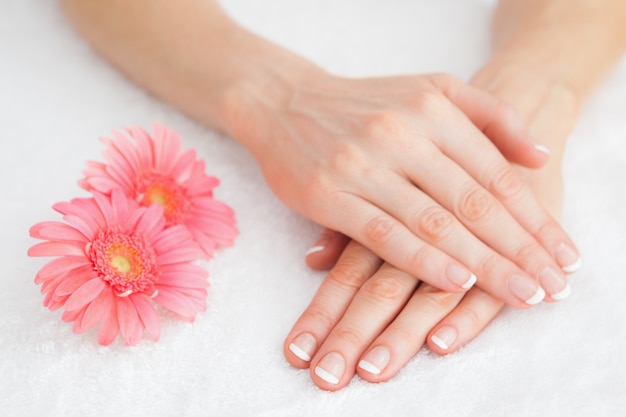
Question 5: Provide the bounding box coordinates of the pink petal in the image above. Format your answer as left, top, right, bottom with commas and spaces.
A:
151, 225, 194, 253
34, 256, 90, 283
158, 266, 208, 289
98, 296, 120, 346
169, 149, 196, 180
127, 126, 155, 170
62, 306, 84, 323
30, 221, 87, 242
28, 241, 85, 257
133, 203, 165, 240
131, 296, 161, 342
62, 214, 99, 239
77, 288, 113, 333
152, 122, 182, 174
117, 297, 143, 346
103, 133, 138, 183
152, 289, 200, 321
54, 265, 99, 296
157, 245, 204, 265
64, 278, 106, 312
82, 177, 123, 194
92, 191, 115, 227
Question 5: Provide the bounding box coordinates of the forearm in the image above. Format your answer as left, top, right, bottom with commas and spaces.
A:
59, 0, 322, 154
473, 0, 626, 146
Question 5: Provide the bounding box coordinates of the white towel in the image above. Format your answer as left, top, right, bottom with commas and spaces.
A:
1, 0, 624, 416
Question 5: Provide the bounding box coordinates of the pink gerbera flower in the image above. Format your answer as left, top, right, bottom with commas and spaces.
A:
79, 123, 238, 258
28, 190, 209, 346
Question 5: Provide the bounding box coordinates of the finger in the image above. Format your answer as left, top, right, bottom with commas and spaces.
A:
408, 151, 571, 305
305, 228, 350, 271
359, 167, 556, 308
284, 240, 382, 369
330, 191, 477, 294
426, 89, 582, 275
308, 263, 419, 390
356, 283, 464, 382
433, 73, 549, 169
427, 287, 504, 355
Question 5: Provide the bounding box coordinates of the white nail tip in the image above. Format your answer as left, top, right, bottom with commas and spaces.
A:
534, 144, 551, 155
314, 366, 339, 385
462, 273, 477, 289
305, 245, 325, 257
357, 360, 381, 375
525, 286, 546, 305
431, 335, 449, 350
550, 284, 572, 301
562, 258, 582, 274
288, 343, 311, 362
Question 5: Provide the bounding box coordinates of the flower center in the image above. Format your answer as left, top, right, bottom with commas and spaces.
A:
88, 228, 159, 297
136, 173, 191, 225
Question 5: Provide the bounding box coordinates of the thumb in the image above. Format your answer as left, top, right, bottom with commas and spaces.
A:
437, 74, 549, 168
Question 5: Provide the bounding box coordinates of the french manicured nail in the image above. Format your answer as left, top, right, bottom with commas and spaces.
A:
446, 264, 477, 289
538, 266, 571, 301
288, 332, 317, 362
534, 144, 551, 155
556, 243, 582, 273
509, 274, 545, 305
431, 326, 458, 351
358, 346, 390, 375
305, 245, 325, 257
314, 352, 345, 385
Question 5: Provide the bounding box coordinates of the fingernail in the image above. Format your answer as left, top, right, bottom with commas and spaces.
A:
509, 274, 545, 305
314, 352, 345, 385
358, 346, 390, 375
556, 243, 582, 273
446, 264, 477, 289
431, 326, 458, 350
305, 245, 325, 257
534, 144, 551, 155
538, 266, 571, 301
288, 332, 317, 362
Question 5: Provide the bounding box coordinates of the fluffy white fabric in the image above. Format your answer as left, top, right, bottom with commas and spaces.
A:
1, 0, 625, 416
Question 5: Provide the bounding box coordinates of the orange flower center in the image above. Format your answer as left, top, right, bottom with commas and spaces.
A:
136, 174, 191, 226
88, 229, 159, 297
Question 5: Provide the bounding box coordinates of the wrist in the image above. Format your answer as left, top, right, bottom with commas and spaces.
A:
217, 33, 328, 157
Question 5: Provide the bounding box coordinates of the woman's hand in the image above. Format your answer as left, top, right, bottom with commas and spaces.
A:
284, 51, 587, 391
226, 71, 579, 308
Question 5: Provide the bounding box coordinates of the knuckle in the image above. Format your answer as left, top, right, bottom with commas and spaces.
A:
327, 141, 367, 178
512, 241, 539, 266
326, 256, 369, 291
300, 303, 336, 331
363, 272, 409, 304
363, 111, 406, 138
332, 326, 365, 348
489, 164, 525, 200
413, 206, 455, 243
408, 244, 431, 273
532, 217, 561, 244
416, 284, 461, 311
456, 305, 483, 329
363, 215, 397, 246
456, 184, 498, 222
475, 251, 499, 278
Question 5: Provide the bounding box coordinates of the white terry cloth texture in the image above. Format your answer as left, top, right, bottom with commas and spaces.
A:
1, 0, 625, 416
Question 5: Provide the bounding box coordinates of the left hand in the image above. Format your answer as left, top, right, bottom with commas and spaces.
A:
284, 63, 582, 391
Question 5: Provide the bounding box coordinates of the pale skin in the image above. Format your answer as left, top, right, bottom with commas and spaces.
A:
58, 0, 626, 390
293, 0, 626, 389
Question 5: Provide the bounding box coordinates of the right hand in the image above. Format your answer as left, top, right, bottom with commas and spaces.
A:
226, 71, 580, 308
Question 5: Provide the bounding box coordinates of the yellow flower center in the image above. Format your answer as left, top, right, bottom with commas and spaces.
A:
136, 174, 191, 225
89, 229, 159, 297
